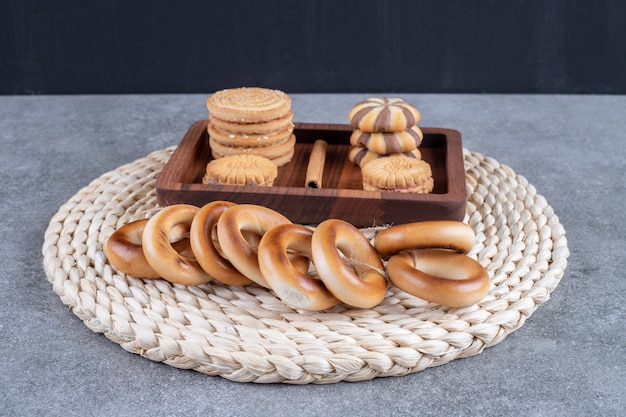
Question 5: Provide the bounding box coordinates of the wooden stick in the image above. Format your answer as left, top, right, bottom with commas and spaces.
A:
305, 140, 328, 188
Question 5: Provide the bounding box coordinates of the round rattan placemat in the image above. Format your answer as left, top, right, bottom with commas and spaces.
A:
42, 147, 569, 384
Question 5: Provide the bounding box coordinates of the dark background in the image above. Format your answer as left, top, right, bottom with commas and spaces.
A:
1, 0, 625, 95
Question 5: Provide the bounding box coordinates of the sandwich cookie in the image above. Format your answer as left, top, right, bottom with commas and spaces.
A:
361, 155, 434, 193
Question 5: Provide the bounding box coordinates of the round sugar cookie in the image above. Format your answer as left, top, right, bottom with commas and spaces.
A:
209, 134, 295, 160
202, 154, 277, 186
211, 148, 294, 168
266, 147, 295, 167
349, 97, 421, 132
207, 121, 293, 148
361, 155, 434, 193
350, 126, 423, 154
207, 87, 292, 123
210, 111, 294, 135
210, 135, 296, 167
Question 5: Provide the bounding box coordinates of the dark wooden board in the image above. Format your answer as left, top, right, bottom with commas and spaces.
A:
156, 121, 466, 227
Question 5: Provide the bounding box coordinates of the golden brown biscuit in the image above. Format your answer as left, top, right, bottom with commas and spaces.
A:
349, 97, 421, 133
350, 125, 423, 154
209, 134, 296, 167
361, 155, 434, 193
207, 121, 293, 148
202, 154, 277, 186
266, 147, 295, 167
348, 146, 422, 167
210, 111, 294, 135
207, 87, 292, 123
210, 147, 294, 167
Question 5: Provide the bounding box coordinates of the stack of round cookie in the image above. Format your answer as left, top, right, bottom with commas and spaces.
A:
206, 87, 296, 167
347, 97, 434, 193
348, 97, 424, 166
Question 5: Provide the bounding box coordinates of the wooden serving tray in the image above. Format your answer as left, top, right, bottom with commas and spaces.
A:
156, 121, 466, 227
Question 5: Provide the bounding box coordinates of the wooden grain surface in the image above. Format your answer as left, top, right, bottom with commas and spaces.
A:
156, 121, 466, 227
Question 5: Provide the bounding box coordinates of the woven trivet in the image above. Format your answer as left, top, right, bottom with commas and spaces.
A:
42, 147, 569, 384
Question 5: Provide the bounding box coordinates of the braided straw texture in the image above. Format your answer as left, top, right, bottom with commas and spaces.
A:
42, 147, 569, 384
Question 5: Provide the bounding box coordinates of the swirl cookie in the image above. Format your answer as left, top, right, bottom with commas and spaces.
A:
361, 155, 434, 193
348, 146, 421, 167
349, 97, 421, 133
207, 87, 292, 123
350, 125, 423, 155
203, 154, 277, 186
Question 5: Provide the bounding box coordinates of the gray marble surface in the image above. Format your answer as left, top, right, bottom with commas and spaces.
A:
1, 94, 624, 417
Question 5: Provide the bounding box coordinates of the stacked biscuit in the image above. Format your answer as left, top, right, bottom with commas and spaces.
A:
347, 97, 434, 193
206, 87, 296, 167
